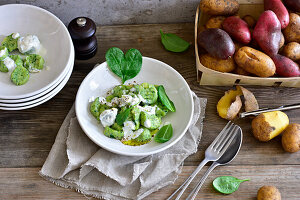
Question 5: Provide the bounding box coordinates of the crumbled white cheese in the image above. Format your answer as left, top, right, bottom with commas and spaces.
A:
98, 97, 106, 104
130, 87, 137, 93
88, 96, 95, 103
106, 97, 119, 107
99, 108, 118, 127
12, 33, 20, 39
0, 47, 7, 58
138, 105, 156, 115
144, 119, 152, 128
119, 95, 133, 107
3, 57, 16, 71
18, 35, 40, 54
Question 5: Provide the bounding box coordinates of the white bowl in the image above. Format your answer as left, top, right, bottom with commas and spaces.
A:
0, 59, 73, 110
0, 4, 74, 99
75, 57, 194, 156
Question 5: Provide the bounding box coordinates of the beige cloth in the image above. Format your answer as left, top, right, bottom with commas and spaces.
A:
40, 92, 206, 200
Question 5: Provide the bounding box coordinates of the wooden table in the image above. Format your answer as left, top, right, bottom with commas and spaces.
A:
0, 23, 299, 199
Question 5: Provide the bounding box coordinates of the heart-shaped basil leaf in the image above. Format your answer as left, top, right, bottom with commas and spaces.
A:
105, 47, 142, 83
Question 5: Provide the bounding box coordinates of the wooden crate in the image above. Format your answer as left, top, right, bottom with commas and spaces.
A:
195, 0, 300, 87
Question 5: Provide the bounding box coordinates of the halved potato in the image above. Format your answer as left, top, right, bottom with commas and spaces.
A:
217, 87, 243, 120
252, 111, 289, 142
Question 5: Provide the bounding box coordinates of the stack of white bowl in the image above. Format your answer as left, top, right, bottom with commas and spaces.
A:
0, 4, 74, 110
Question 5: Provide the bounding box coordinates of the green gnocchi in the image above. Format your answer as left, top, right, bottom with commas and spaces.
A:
0, 33, 45, 86
90, 83, 176, 146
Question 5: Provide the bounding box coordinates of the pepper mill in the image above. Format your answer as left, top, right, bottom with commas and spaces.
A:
68, 17, 97, 60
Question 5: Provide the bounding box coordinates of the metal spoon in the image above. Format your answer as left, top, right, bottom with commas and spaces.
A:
186, 126, 243, 200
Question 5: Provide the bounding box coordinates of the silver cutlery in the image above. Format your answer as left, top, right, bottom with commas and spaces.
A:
167, 121, 241, 200
186, 125, 243, 200
239, 103, 300, 118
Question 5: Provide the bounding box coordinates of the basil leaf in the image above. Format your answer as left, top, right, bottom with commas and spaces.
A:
213, 176, 250, 194
160, 30, 190, 53
116, 107, 132, 126
154, 124, 173, 143
105, 47, 142, 84
105, 47, 125, 79
123, 48, 142, 83
158, 85, 176, 112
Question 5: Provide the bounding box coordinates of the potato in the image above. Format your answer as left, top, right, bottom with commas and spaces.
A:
252, 111, 289, 142
217, 87, 243, 120
279, 32, 285, 49
200, 54, 236, 73
234, 66, 251, 76
253, 11, 281, 56
257, 186, 281, 200
283, 13, 300, 43
199, 0, 239, 16
283, 0, 300, 12
222, 16, 251, 44
242, 15, 256, 28
283, 42, 300, 61
271, 54, 300, 77
234, 47, 276, 77
265, 0, 289, 29
198, 28, 235, 59
282, 124, 300, 153
205, 16, 226, 29
236, 86, 259, 112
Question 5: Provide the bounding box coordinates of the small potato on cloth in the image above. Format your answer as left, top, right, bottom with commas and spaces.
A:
281, 124, 300, 153
257, 185, 281, 200
252, 111, 289, 142
217, 86, 259, 120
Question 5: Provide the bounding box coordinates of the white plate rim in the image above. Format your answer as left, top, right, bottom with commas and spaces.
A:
75, 57, 194, 156
0, 49, 74, 103
0, 61, 73, 110
0, 4, 74, 99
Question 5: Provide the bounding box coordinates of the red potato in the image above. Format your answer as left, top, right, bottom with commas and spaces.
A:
253, 11, 281, 56
197, 28, 235, 59
264, 0, 289, 29
222, 16, 251, 44
272, 54, 300, 77
283, 0, 300, 12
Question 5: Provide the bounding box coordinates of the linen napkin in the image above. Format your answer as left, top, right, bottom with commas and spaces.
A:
40, 92, 206, 200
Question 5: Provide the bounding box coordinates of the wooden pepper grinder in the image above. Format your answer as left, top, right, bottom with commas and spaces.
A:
68, 17, 97, 60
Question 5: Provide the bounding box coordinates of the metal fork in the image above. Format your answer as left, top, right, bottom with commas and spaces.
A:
167, 121, 240, 200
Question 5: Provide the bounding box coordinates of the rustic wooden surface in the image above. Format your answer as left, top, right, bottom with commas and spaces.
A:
0, 23, 300, 199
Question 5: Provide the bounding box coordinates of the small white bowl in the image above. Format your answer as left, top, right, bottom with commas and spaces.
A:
75, 57, 194, 156
0, 4, 73, 99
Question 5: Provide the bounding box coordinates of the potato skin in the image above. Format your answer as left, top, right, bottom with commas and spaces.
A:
257, 186, 281, 200
252, 111, 289, 142
283, 42, 300, 61
265, 0, 289, 29
242, 15, 256, 28
253, 11, 281, 56
234, 46, 276, 77
271, 54, 300, 77
198, 28, 235, 59
282, 124, 300, 153
279, 32, 285, 49
200, 54, 236, 72
222, 16, 251, 44
283, 13, 300, 43
234, 66, 251, 76
200, 0, 239, 15
283, 0, 300, 12
206, 16, 226, 29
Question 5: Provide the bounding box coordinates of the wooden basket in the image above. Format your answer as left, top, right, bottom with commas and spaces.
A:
195, 0, 300, 87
